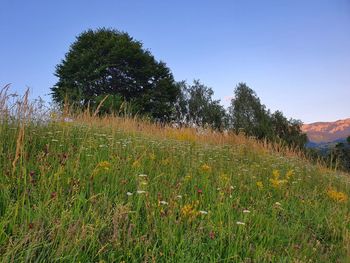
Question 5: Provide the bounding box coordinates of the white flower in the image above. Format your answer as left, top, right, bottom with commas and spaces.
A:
230, 186, 234, 190
199, 210, 208, 215
160, 201, 168, 205
126, 192, 133, 196
51, 139, 58, 142
236, 221, 245, 225
138, 174, 148, 177
217, 187, 221, 191
176, 195, 182, 199
137, 190, 147, 194
243, 210, 250, 213
275, 202, 281, 206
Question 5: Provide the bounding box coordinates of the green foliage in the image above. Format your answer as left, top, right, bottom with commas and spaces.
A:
228, 83, 307, 148
51, 28, 179, 121
1, 119, 349, 262
174, 80, 227, 130
228, 83, 270, 138
330, 141, 350, 172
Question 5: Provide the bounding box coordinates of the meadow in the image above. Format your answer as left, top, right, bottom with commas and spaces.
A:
0, 91, 349, 262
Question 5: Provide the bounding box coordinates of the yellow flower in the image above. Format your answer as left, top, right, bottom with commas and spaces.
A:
132, 160, 140, 168
270, 169, 287, 188
272, 169, 280, 179
219, 173, 229, 185
96, 161, 111, 171
270, 178, 287, 188
327, 188, 348, 203
181, 201, 200, 221
256, 181, 264, 189
285, 170, 294, 179
201, 164, 211, 172
184, 174, 192, 182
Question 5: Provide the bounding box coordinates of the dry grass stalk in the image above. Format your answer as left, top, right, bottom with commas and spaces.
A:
93, 95, 109, 117
12, 88, 30, 173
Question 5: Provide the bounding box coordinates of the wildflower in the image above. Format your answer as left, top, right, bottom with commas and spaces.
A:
256, 181, 264, 189
181, 202, 199, 221
176, 195, 182, 199
286, 170, 294, 179
243, 210, 250, 213
132, 160, 140, 168
275, 202, 282, 206
327, 188, 348, 203
138, 174, 148, 177
199, 210, 208, 215
51, 139, 59, 142
137, 190, 147, 194
160, 201, 168, 205
197, 189, 203, 194
209, 230, 215, 240
96, 161, 111, 171
141, 181, 148, 185
236, 221, 245, 225
219, 174, 229, 184
126, 192, 133, 196
272, 169, 280, 179
230, 185, 234, 190
270, 178, 287, 188
201, 164, 211, 172
50, 192, 57, 199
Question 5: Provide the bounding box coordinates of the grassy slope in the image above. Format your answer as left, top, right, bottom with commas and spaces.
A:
0, 118, 349, 262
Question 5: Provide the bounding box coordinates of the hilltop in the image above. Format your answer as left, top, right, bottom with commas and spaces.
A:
302, 118, 350, 144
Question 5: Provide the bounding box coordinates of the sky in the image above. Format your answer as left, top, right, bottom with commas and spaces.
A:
1, 0, 349, 123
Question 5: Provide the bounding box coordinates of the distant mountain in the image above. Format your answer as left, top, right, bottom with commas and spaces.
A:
302, 118, 350, 144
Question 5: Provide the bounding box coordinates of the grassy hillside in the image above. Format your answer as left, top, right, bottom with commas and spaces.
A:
0, 108, 349, 261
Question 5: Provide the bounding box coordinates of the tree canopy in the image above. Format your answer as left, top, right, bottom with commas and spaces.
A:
228, 83, 307, 148
51, 28, 179, 120
174, 80, 226, 130
51, 28, 308, 148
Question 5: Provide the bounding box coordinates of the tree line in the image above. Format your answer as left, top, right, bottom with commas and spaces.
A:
51, 28, 307, 149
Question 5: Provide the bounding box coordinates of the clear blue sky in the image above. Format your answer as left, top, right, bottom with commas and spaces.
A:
1, 0, 349, 123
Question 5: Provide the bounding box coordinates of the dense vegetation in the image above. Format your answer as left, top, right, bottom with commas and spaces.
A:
51, 28, 180, 121
0, 93, 349, 261
51, 28, 307, 150
309, 136, 350, 173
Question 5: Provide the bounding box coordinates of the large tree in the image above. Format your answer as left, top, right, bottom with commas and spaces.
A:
228, 83, 271, 138
51, 28, 179, 120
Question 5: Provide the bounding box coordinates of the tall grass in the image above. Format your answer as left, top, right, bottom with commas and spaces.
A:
0, 88, 349, 262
